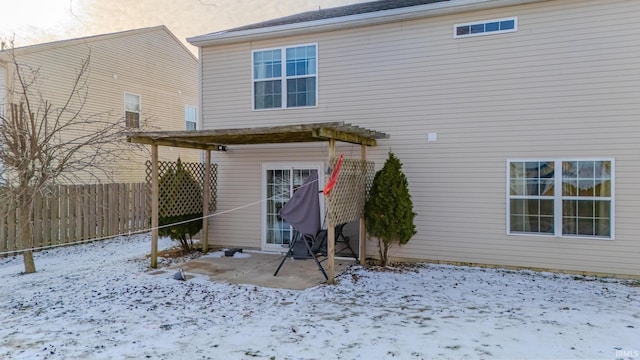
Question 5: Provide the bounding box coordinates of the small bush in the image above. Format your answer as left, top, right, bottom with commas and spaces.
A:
158, 159, 203, 253
364, 152, 416, 266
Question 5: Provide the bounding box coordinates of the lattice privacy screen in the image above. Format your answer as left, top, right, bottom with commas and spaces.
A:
145, 160, 217, 217
325, 157, 375, 226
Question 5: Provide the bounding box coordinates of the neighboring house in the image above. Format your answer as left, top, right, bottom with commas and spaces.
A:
186, 0, 640, 277
0, 26, 200, 183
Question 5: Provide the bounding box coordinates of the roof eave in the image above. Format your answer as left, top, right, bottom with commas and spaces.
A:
187, 0, 548, 47
1, 26, 191, 59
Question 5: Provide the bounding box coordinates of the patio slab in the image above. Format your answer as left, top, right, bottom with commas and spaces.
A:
151, 250, 356, 290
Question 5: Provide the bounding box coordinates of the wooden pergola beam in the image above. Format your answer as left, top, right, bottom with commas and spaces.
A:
133, 121, 389, 278
313, 127, 377, 146
127, 136, 224, 151
127, 122, 388, 149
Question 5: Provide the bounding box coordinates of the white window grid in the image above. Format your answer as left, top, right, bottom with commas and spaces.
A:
185, 105, 197, 130
506, 159, 614, 240
454, 17, 518, 38
124, 92, 141, 128
251, 43, 318, 110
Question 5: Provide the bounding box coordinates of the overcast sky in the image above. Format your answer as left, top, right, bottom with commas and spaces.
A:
0, 0, 362, 54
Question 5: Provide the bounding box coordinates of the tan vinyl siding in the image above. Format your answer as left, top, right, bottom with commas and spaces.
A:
5, 27, 199, 183
209, 143, 328, 249
201, 0, 640, 276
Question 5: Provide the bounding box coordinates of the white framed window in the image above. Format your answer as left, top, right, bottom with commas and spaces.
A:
185, 105, 197, 130
454, 17, 517, 38
252, 44, 317, 110
507, 159, 613, 239
124, 92, 141, 128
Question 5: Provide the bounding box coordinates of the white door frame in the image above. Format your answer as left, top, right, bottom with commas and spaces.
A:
261, 161, 324, 252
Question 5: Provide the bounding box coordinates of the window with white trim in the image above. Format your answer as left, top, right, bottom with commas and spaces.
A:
252, 44, 317, 110
455, 17, 517, 38
124, 92, 140, 128
508, 160, 613, 238
185, 105, 197, 130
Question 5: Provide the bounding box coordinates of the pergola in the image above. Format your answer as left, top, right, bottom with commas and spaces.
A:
127, 121, 389, 283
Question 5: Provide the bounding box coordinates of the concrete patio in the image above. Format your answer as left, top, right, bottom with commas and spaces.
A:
150, 250, 357, 290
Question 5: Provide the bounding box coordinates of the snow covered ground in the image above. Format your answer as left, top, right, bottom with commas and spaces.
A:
0, 234, 638, 360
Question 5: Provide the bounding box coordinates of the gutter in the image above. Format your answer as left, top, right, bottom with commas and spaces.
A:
187, 0, 548, 47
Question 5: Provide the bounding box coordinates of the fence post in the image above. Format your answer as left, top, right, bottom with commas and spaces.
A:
60, 186, 68, 243
124, 183, 131, 234
50, 185, 60, 245
88, 184, 97, 239
68, 186, 77, 242
75, 185, 83, 241
135, 182, 144, 231
82, 185, 90, 240
0, 198, 7, 254
109, 183, 118, 236
34, 195, 43, 248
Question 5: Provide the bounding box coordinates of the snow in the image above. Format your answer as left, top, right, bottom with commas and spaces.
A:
1, 235, 639, 360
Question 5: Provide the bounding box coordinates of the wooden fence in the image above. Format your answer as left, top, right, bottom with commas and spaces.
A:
0, 183, 149, 255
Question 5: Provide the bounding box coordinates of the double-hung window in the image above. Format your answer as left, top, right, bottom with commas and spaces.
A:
185, 105, 197, 130
124, 92, 141, 128
508, 160, 613, 239
252, 44, 317, 110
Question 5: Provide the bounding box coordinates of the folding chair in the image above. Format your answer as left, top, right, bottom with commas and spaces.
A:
273, 230, 328, 280
311, 223, 359, 263
272, 170, 329, 280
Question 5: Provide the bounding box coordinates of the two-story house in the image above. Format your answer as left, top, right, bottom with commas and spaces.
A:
0, 25, 200, 183
184, 0, 639, 277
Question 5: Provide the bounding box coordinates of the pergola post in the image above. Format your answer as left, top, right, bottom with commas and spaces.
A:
202, 150, 211, 253
327, 138, 336, 284
150, 144, 159, 268
359, 144, 367, 264
126, 122, 390, 276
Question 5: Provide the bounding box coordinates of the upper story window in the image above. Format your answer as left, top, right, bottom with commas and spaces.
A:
454, 17, 517, 38
124, 92, 141, 128
185, 105, 197, 130
252, 44, 317, 110
508, 159, 613, 239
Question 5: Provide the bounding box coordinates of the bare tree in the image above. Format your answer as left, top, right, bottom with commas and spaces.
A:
0, 40, 139, 273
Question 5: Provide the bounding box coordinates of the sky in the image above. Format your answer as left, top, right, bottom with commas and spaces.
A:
0, 0, 362, 54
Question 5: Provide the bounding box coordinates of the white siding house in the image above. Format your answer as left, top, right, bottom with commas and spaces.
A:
188, 0, 640, 277
0, 26, 200, 183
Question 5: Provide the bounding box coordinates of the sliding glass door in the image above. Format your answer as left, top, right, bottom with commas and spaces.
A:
262, 163, 322, 251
